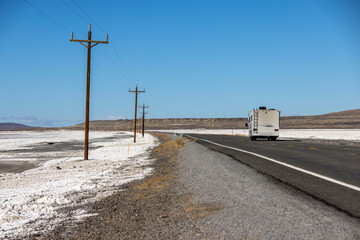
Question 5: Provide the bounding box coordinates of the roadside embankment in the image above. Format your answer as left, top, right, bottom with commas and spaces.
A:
25, 132, 360, 239
39, 134, 201, 239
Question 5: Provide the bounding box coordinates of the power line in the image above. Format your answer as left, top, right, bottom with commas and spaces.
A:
23, 0, 72, 33
67, 0, 138, 86
68, 0, 134, 83
71, 0, 107, 34
24, 0, 137, 86
69, 0, 137, 85
23, 0, 124, 92
99, 42, 133, 84
60, 0, 132, 84
61, 0, 89, 25
93, 59, 123, 87
110, 42, 136, 83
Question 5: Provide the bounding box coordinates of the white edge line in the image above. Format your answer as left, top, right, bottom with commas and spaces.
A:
186, 135, 360, 192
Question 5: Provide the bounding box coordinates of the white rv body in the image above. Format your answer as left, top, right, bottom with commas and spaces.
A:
248, 107, 280, 140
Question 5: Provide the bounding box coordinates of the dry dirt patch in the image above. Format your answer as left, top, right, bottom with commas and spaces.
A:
133, 135, 187, 200
181, 193, 224, 219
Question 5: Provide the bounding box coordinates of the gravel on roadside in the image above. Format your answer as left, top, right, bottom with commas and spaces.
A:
176, 139, 360, 239
25, 133, 360, 239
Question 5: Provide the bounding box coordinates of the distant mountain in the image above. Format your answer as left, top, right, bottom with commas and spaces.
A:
0, 123, 34, 130
66, 109, 360, 130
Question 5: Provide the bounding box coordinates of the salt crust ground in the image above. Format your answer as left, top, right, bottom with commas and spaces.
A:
1, 129, 358, 238
153, 129, 360, 141
0, 130, 157, 239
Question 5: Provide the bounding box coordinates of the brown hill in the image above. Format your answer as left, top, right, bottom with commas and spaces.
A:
66, 109, 360, 131
0, 123, 34, 130
280, 109, 360, 129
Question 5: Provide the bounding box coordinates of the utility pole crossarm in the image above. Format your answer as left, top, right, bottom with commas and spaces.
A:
70, 39, 109, 44
129, 90, 145, 93
70, 26, 109, 49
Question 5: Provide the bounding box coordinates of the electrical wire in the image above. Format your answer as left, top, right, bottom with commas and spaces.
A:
90, 30, 135, 85
110, 42, 136, 83
23, 0, 134, 111
69, 0, 138, 86
23, 0, 73, 33
61, 0, 90, 25
61, 0, 132, 85
99, 42, 134, 85
71, 0, 108, 34
64, 0, 138, 86
93, 59, 123, 87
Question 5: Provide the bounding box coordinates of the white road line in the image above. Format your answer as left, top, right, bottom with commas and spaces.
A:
186, 135, 360, 192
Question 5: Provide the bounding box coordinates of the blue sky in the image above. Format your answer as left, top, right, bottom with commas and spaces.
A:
1, 0, 359, 127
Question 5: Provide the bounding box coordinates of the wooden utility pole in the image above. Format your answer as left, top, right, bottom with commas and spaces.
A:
139, 104, 149, 137
138, 114, 142, 134
70, 24, 109, 160
129, 85, 145, 143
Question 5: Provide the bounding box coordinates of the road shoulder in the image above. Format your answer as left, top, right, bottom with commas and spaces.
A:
176, 138, 360, 239
29, 133, 360, 239
32, 133, 201, 239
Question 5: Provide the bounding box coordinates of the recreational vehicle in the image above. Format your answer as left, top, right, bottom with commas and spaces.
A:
247, 107, 280, 141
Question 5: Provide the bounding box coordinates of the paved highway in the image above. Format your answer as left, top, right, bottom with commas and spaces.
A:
186, 134, 360, 218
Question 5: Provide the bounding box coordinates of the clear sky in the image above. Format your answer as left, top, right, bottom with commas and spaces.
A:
1, 0, 359, 127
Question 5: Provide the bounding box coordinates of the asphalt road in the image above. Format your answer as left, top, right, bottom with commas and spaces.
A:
186, 134, 360, 218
